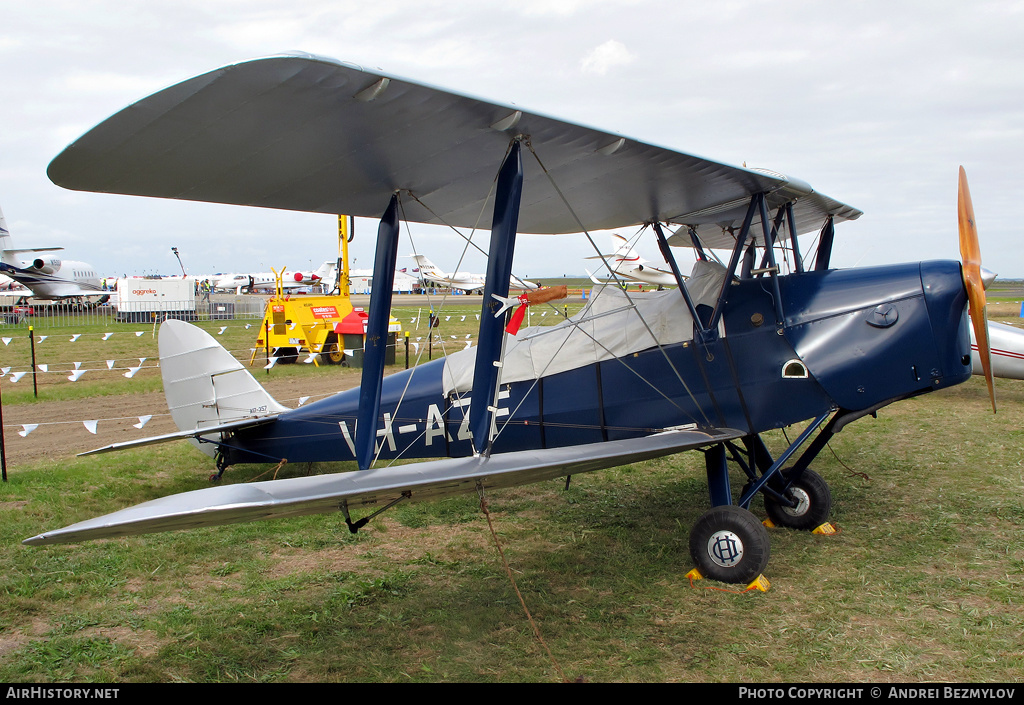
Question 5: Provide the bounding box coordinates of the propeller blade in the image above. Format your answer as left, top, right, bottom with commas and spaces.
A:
958, 166, 995, 412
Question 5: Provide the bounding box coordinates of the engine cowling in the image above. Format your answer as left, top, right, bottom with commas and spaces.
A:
31, 257, 61, 274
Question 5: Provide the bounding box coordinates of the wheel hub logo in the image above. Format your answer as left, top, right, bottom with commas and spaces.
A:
708, 530, 744, 567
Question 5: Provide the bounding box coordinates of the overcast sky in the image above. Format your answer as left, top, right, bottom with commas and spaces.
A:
2, 0, 1023, 280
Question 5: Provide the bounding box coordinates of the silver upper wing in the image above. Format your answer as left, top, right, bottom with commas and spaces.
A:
47, 52, 860, 247
25, 427, 742, 545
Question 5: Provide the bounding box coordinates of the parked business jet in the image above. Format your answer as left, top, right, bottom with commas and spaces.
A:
409, 254, 536, 293
586, 234, 678, 287
0, 205, 107, 303
209, 261, 335, 293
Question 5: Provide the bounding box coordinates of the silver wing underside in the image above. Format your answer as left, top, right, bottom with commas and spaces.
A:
48, 53, 860, 248
25, 427, 743, 545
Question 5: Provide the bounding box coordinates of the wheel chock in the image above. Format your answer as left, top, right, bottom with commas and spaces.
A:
746, 574, 771, 592
762, 518, 777, 528
685, 568, 704, 581
812, 522, 837, 535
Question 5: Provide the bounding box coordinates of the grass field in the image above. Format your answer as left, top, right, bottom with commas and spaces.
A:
0, 295, 1021, 683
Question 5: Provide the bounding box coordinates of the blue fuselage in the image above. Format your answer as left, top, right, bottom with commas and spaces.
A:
225, 261, 971, 466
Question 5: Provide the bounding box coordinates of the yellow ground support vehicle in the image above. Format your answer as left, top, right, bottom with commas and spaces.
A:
251, 272, 400, 367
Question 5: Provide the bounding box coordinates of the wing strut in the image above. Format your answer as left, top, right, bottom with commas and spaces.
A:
469, 141, 524, 455
813, 216, 835, 271
355, 194, 401, 470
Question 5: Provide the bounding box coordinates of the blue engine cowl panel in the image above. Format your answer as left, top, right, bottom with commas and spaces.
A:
780, 261, 971, 411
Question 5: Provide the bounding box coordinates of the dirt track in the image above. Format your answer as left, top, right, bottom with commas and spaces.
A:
2, 375, 356, 469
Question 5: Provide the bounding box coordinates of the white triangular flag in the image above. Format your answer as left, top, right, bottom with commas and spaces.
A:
83, 420, 98, 434
102, 332, 113, 340
304, 353, 317, 364
344, 349, 354, 357
445, 316, 451, 321
106, 360, 115, 369
135, 331, 144, 337
1, 366, 9, 377
2, 338, 11, 346
218, 327, 227, 335
138, 357, 147, 365
10, 371, 26, 383
264, 357, 279, 369
124, 366, 141, 378
37, 335, 47, 343
245, 323, 252, 329
37, 364, 48, 373
461, 316, 466, 321
68, 369, 86, 382
134, 415, 152, 429
18, 424, 38, 437
70, 334, 81, 342
297, 396, 310, 407
411, 343, 420, 354
464, 341, 472, 350
73, 362, 82, 369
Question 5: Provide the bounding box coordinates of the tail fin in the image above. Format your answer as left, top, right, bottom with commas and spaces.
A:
409, 253, 440, 274
159, 320, 289, 457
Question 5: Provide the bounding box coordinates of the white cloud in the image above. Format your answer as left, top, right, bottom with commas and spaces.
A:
580, 40, 635, 75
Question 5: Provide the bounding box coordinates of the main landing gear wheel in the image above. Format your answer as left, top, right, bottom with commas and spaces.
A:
689, 505, 770, 584
764, 469, 832, 531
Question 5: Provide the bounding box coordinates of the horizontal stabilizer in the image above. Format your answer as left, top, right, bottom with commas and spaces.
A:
77, 415, 282, 456
25, 427, 743, 546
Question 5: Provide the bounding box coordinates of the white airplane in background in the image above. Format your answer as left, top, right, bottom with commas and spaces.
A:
209, 261, 335, 293
0, 205, 107, 303
586, 234, 678, 287
409, 253, 536, 293
973, 319, 1024, 380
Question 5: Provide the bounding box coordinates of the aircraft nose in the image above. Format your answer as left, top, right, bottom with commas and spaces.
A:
920, 260, 972, 384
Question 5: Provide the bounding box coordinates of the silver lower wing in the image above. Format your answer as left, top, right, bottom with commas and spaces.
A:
24, 427, 743, 546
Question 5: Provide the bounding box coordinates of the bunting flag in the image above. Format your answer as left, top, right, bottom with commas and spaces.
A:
445, 316, 451, 321
1, 367, 9, 377
134, 415, 152, 429
304, 353, 317, 364
297, 396, 310, 407
83, 420, 98, 434
37, 364, 48, 373
37, 335, 48, 343
411, 342, 419, 354
102, 332, 113, 340
73, 362, 82, 369
10, 371, 26, 383
218, 327, 227, 335
460, 316, 466, 321
70, 334, 81, 342
124, 366, 141, 378
106, 360, 115, 369
138, 357, 147, 365
135, 332, 144, 337
264, 357, 279, 369
19, 424, 38, 437
68, 369, 87, 382
464, 341, 472, 350
245, 324, 252, 329
2, 338, 10, 346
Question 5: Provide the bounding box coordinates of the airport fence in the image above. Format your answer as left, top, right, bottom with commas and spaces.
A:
0, 297, 268, 330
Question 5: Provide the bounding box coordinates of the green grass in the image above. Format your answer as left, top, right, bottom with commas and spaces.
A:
1, 376, 1022, 682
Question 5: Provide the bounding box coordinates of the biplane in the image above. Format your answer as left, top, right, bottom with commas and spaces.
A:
24, 53, 995, 585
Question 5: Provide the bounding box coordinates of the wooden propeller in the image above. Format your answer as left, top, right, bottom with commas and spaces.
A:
958, 166, 996, 412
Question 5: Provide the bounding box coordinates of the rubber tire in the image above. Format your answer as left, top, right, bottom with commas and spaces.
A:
321, 334, 345, 365
273, 347, 298, 364
689, 505, 770, 584
764, 468, 832, 531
